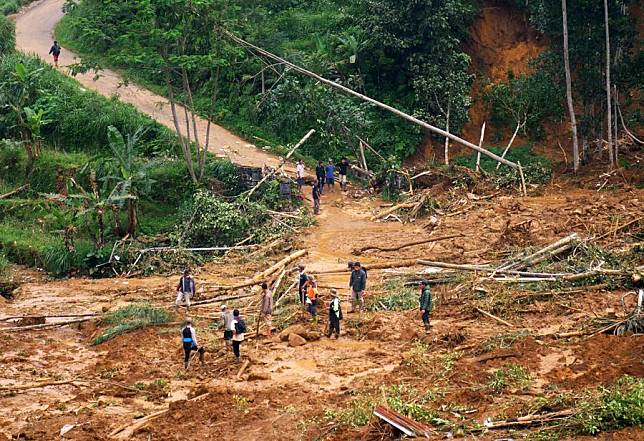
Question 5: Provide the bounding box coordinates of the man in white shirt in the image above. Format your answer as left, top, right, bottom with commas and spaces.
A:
296, 160, 305, 191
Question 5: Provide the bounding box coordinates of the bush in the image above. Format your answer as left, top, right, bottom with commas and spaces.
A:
454, 145, 552, 186
368, 278, 418, 311
93, 303, 174, 345
0, 14, 14, 55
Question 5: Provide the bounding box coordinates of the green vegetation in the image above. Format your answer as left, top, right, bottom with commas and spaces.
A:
0, 0, 35, 15
0, 14, 14, 55
368, 278, 418, 311
454, 144, 552, 186
93, 303, 173, 345
488, 364, 532, 393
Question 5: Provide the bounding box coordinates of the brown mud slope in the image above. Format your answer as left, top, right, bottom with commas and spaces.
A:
2, 181, 642, 440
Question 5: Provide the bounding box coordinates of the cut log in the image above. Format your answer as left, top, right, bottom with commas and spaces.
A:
0, 317, 93, 332
472, 351, 521, 363
417, 260, 491, 271
370, 202, 416, 221
0, 313, 98, 322
254, 249, 307, 282
354, 233, 462, 255
475, 307, 514, 327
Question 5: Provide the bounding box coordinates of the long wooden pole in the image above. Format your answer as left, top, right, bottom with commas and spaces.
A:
561, 0, 580, 172
221, 30, 519, 170
604, 0, 614, 167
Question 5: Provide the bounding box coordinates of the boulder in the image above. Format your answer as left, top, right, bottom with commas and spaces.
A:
279, 324, 308, 341
247, 371, 271, 381
288, 333, 307, 347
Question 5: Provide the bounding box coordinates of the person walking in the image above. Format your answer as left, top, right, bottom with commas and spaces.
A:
219, 304, 234, 347
326, 289, 343, 338
175, 269, 196, 312
325, 159, 336, 193
349, 261, 366, 313
296, 264, 308, 308
315, 160, 326, 194
312, 180, 321, 214
305, 276, 318, 319
296, 160, 305, 191
259, 282, 274, 337
48, 41, 61, 68
338, 157, 349, 191
419, 280, 433, 333
181, 318, 205, 369
231, 309, 246, 362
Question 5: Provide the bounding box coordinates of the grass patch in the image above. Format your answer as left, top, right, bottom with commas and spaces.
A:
488, 364, 532, 393
93, 303, 173, 345
476, 330, 531, 355
368, 278, 418, 311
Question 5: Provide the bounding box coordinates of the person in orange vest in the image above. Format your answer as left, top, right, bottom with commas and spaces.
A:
305, 276, 318, 319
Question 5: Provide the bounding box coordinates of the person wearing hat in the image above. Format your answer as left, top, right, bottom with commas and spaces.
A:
181, 318, 205, 369
326, 289, 343, 338
219, 304, 234, 346
419, 280, 433, 333
175, 269, 196, 312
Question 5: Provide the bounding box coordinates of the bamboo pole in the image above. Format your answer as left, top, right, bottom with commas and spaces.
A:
475, 122, 485, 172
370, 202, 416, 221
354, 233, 462, 255
475, 307, 514, 327
221, 30, 520, 170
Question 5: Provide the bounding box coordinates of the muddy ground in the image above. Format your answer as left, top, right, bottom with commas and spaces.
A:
1, 176, 642, 441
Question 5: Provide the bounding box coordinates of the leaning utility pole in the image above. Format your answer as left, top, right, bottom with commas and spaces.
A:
220, 29, 520, 172
561, 0, 580, 172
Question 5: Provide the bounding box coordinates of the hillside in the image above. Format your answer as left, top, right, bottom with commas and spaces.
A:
0, 1, 642, 441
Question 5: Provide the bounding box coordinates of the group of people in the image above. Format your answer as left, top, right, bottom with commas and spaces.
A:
296, 157, 350, 214
176, 261, 433, 369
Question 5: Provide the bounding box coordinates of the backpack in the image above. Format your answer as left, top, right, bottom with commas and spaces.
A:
235, 319, 247, 334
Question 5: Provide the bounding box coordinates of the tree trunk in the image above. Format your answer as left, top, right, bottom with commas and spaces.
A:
604, 0, 614, 168
444, 104, 450, 166
112, 206, 123, 237
96, 208, 105, 249
126, 200, 137, 237
496, 118, 523, 170
475, 122, 485, 173
561, 0, 580, 172
613, 84, 619, 164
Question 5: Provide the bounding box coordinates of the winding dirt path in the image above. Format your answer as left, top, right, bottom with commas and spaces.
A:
14, 0, 282, 169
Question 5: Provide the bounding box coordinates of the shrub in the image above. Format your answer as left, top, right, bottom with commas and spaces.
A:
93, 303, 173, 345
368, 278, 418, 311
0, 14, 14, 55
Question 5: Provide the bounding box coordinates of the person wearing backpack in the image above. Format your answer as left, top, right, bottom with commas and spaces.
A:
326, 289, 343, 338
419, 280, 433, 334
231, 309, 246, 362
181, 318, 205, 369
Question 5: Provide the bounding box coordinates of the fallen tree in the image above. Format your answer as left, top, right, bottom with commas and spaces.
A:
353, 233, 462, 255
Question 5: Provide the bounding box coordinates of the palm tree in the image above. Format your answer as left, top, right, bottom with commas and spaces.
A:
103, 126, 155, 236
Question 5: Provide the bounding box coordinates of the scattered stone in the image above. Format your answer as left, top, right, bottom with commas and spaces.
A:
288, 333, 307, 347
247, 371, 271, 381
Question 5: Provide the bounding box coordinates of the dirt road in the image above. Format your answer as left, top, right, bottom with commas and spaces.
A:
13, 0, 284, 169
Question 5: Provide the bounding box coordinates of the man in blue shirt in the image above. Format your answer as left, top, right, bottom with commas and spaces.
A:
325, 159, 336, 193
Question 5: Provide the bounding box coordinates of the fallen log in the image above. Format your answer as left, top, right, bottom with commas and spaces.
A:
110, 392, 210, 439
373, 405, 434, 438
472, 351, 520, 363
0, 184, 29, 200
596, 216, 642, 240
498, 234, 579, 271
236, 360, 250, 379
310, 259, 419, 275
475, 307, 514, 327
354, 233, 462, 255
0, 317, 94, 332
0, 380, 85, 392
275, 280, 298, 307
484, 409, 576, 430
0, 313, 98, 322
370, 202, 416, 221
254, 249, 307, 282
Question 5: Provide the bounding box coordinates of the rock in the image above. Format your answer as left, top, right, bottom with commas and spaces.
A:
288, 333, 307, 347
279, 324, 308, 341
302, 330, 322, 341
247, 371, 271, 381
